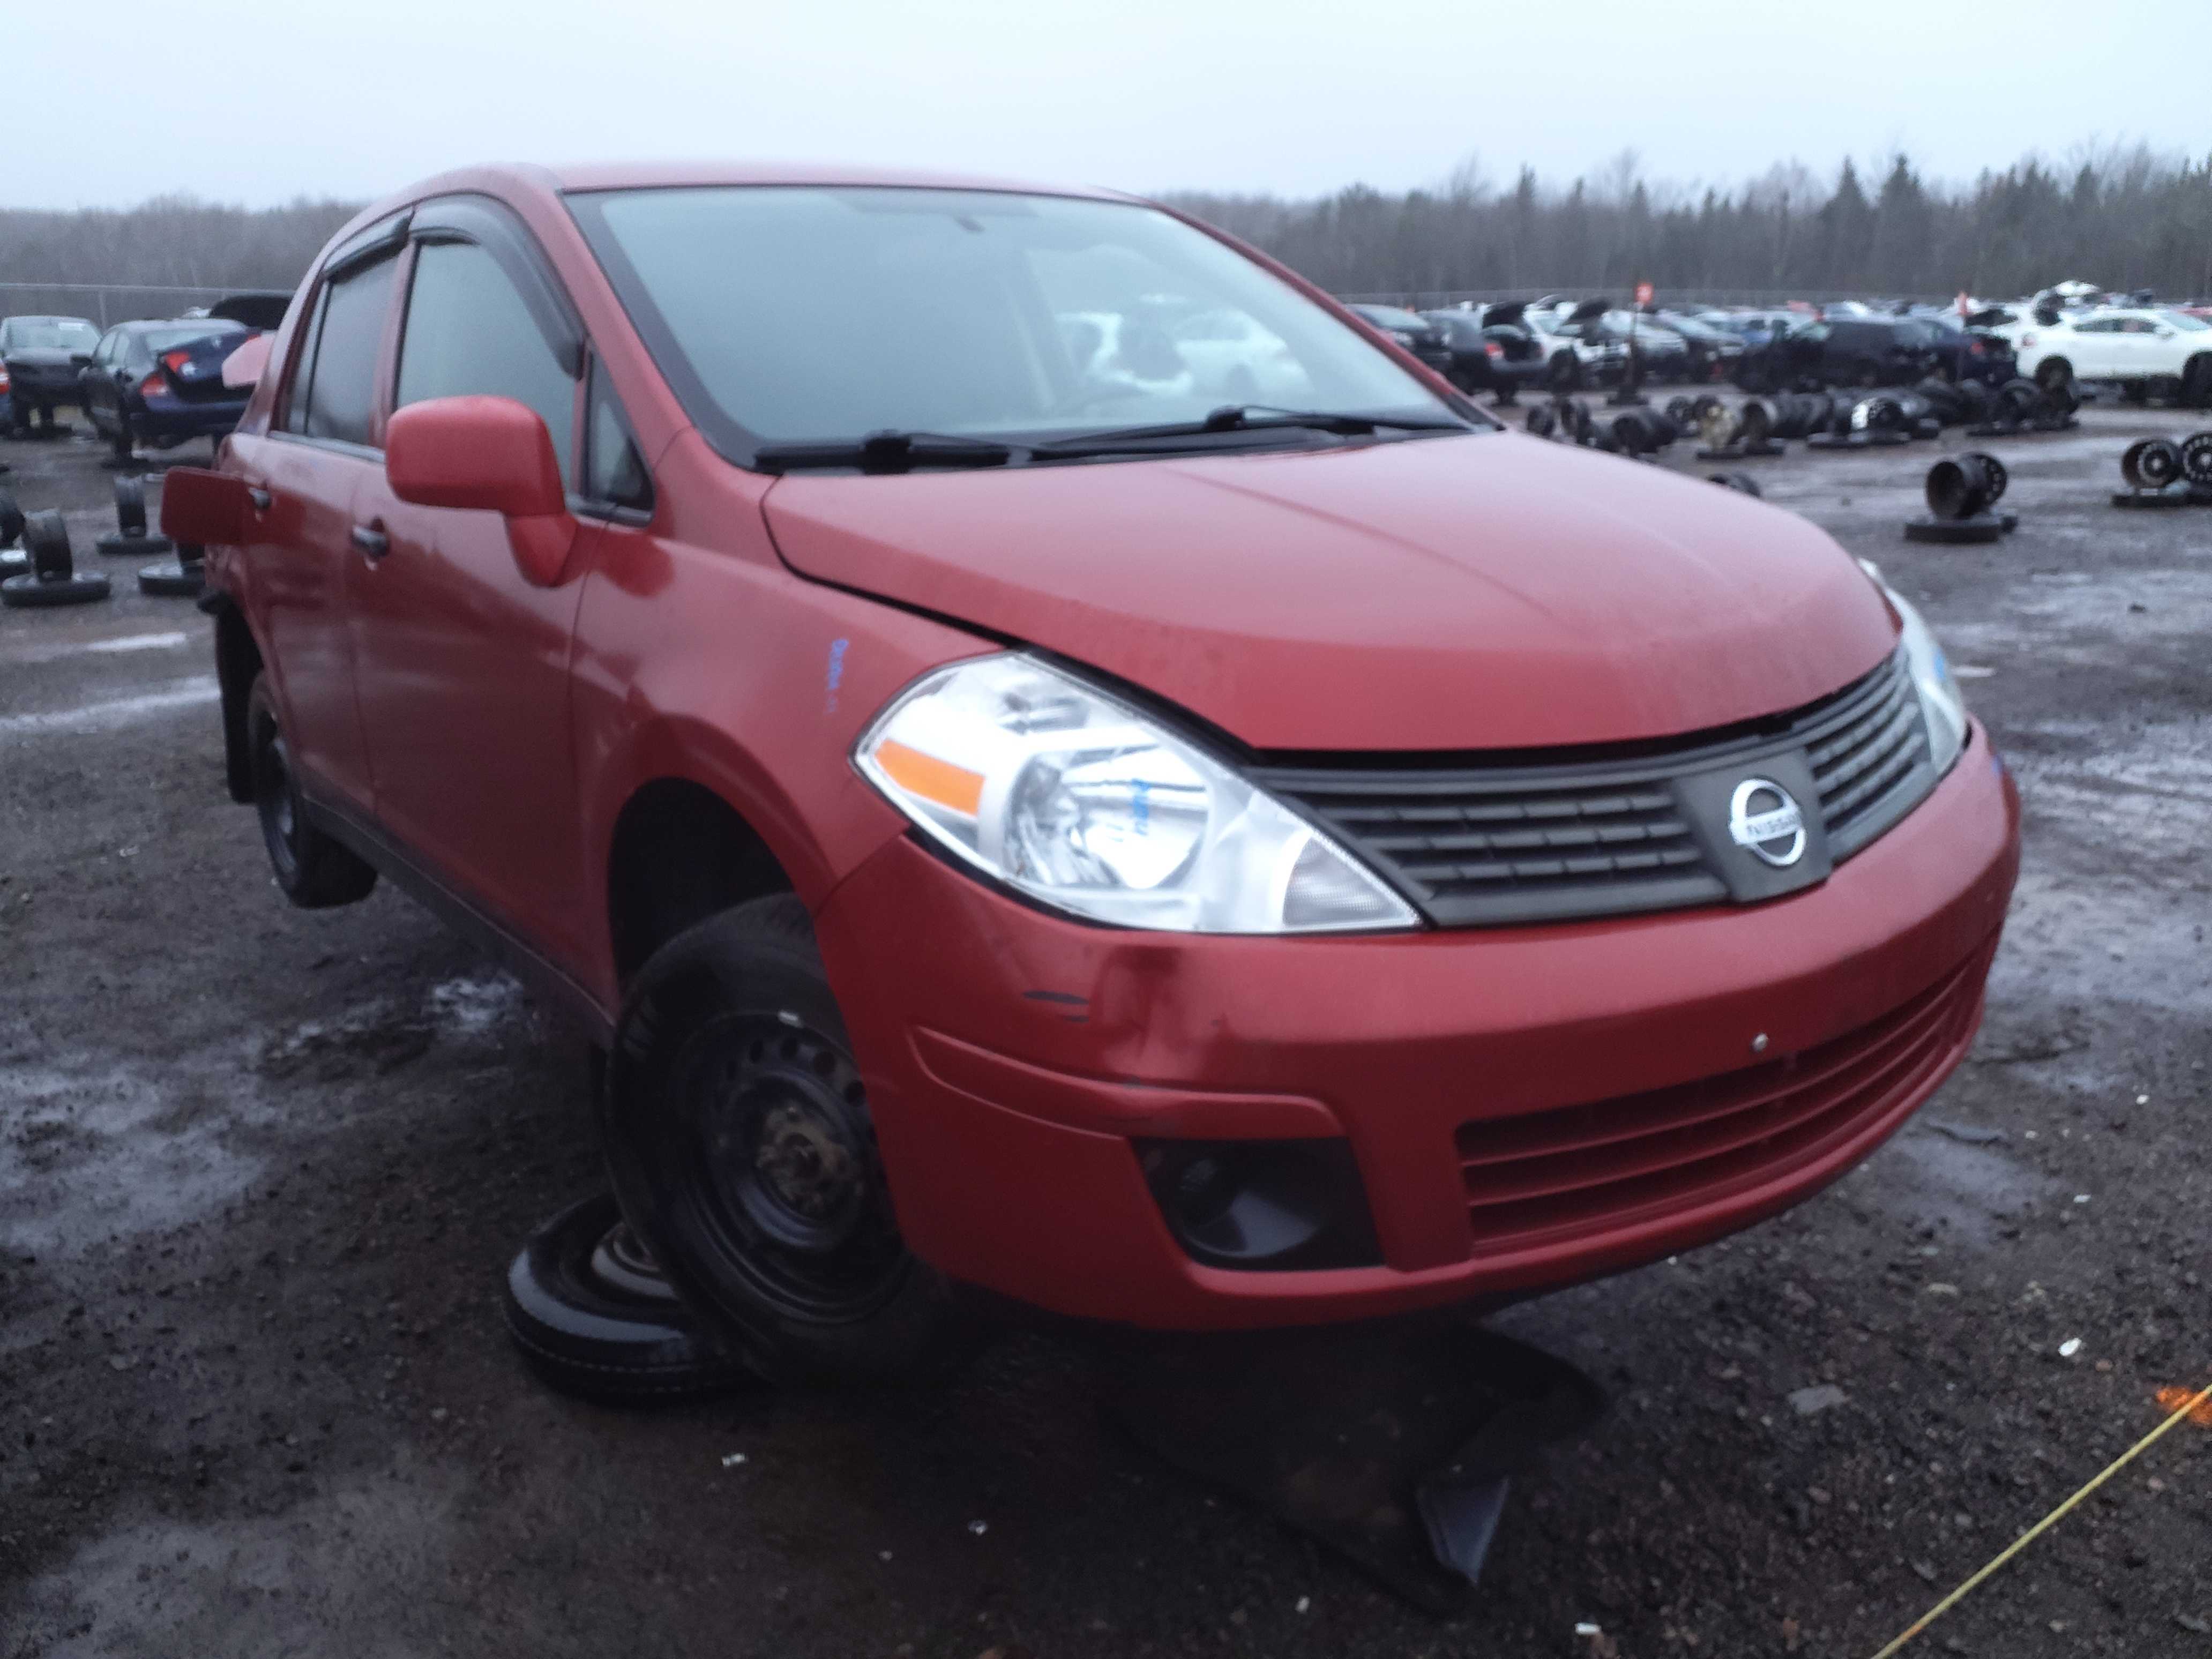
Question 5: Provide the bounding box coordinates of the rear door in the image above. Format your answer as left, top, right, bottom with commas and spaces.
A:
2060, 318, 2116, 377
83, 328, 125, 430
344, 199, 594, 962
2109, 316, 2162, 378
228, 232, 406, 813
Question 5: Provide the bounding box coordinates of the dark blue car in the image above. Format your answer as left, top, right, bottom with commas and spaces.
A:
78, 317, 256, 462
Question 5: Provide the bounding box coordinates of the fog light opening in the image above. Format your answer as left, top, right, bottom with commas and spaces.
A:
1138, 1138, 1382, 1272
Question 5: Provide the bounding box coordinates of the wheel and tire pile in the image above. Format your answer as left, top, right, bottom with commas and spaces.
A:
2, 510, 110, 608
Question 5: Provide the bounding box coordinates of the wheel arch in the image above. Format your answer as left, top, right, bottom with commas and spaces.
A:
602, 774, 806, 991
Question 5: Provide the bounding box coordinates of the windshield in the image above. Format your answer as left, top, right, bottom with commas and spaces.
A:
2160, 309, 2209, 331
3, 318, 99, 352
570, 186, 1462, 459
141, 322, 246, 353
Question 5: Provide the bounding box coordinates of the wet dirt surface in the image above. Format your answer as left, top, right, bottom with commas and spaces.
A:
2, 407, 2209, 1658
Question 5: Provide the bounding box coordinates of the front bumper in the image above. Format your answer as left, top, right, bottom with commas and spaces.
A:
813, 727, 2019, 1330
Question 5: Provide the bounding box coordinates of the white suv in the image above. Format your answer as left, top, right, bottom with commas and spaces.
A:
2015, 308, 2212, 406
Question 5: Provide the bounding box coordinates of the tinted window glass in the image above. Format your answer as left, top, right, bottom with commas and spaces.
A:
280, 288, 328, 435
585, 363, 652, 510
304, 253, 398, 447
397, 239, 576, 476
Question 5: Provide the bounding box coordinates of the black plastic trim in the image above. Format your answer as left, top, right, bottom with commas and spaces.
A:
323, 211, 412, 280
1254, 649, 1942, 930
408, 195, 585, 378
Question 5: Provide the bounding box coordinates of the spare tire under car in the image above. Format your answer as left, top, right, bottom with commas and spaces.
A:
502, 1191, 757, 1403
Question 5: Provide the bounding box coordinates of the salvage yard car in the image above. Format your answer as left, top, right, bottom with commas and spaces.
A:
1, 314, 100, 434
163, 163, 2020, 1383
1422, 303, 1546, 401
78, 316, 254, 462
1342, 302, 1455, 379
2014, 306, 2212, 406
1736, 316, 1936, 391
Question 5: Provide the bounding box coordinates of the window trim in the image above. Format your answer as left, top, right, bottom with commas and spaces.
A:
272, 243, 405, 455
574, 350, 656, 525
408, 195, 585, 378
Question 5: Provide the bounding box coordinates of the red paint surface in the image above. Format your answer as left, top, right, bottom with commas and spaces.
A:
204, 163, 2021, 1329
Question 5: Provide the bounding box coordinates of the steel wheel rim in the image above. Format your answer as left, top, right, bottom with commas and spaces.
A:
675, 1015, 906, 1323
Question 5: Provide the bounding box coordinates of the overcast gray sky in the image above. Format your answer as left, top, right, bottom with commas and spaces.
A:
8, 0, 2201, 210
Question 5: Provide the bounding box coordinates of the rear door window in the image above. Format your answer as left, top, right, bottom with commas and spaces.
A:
397, 240, 578, 477
301, 253, 400, 447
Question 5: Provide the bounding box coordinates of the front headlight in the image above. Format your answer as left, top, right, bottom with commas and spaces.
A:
1859, 560, 1967, 774
855, 654, 1418, 934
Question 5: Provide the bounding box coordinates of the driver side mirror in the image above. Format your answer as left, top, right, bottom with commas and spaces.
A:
385, 395, 577, 587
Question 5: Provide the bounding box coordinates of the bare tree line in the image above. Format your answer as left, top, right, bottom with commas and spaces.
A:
1167, 144, 2212, 304
0, 194, 361, 293
5, 144, 2211, 319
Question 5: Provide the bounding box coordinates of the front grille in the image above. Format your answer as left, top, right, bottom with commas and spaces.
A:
1452, 944, 1989, 1251
1258, 649, 1935, 928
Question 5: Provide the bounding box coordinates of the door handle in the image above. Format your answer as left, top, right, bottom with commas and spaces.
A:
246, 486, 272, 511
350, 524, 391, 561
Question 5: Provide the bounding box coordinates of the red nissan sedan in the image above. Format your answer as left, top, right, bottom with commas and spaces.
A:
168, 164, 2018, 1382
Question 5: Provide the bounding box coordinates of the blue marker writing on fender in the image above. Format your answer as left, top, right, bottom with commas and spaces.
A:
825, 638, 849, 713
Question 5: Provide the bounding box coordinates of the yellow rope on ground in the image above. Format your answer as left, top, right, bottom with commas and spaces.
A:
1868, 1377, 2212, 1659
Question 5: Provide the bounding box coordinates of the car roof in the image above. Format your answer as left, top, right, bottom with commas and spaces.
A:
313, 163, 1156, 280
548, 160, 1130, 197
352, 161, 1135, 216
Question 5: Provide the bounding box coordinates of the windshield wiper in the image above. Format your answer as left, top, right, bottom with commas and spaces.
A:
1033, 404, 1466, 454
753, 430, 1026, 474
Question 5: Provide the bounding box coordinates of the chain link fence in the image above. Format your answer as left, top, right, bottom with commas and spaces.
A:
0, 281, 245, 328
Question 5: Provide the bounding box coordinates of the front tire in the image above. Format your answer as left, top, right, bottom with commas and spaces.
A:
603, 895, 956, 1386
246, 674, 378, 908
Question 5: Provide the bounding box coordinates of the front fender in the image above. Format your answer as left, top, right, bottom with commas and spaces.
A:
568, 494, 997, 1011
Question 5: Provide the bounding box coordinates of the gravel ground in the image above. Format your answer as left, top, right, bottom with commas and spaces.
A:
2, 402, 2208, 1659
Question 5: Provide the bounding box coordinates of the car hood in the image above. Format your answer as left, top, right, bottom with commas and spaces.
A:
761, 432, 1898, 752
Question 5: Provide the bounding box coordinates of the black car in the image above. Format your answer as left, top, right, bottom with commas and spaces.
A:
1916, 312, 2017, 387
1735, 317, 1938, 392
1344, 304, 1456, 379
1649, 310, 1745, 381
2, 315, 101, 435
78, 317, 255, 464
1422, 303, 1546, 401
